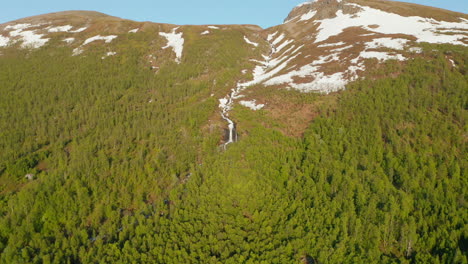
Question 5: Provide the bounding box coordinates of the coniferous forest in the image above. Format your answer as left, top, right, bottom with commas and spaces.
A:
0, 29, 467, 263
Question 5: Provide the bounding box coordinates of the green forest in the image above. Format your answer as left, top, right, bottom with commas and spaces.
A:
0, 30, 466, 264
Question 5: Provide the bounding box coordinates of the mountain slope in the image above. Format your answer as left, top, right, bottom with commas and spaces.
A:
0, 1, 467, 263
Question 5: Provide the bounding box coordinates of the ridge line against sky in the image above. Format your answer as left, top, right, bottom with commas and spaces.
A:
0, 0, 467, 28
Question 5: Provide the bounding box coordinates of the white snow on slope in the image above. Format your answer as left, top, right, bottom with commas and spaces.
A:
300, 11, 317, 21
242, 45, 303, 88
272, 33, 285, 46
201, 30, 210, 35
449, 58, 456, 67
159, 28, 184, 63
244, 36, 259, 47
48, 25, 73, 32
239, 100, 265, 110
72, 47, 83, 56
10, 29, 49, 48
5, 24, 32, 31
264, 63, 350, 94
128, 28, 139, 33
267, 31, 278, 42
71, 27, 87, 33
71, 35, 117, 56
62, 37, 75, 44
365, 38, 409, 50
276, 39, 294, 53
351, 51, 406, 63
409, 47, 423, 53
265, 64, 319, 87
312, 53, 340, 65
102, 51, 117, 59
0, 36, 10, 47
83, 35, 117, 45
315, 4, 468, 46
208, 26, 219, 29
264, 62, 351, 94
4, 23, 49, 48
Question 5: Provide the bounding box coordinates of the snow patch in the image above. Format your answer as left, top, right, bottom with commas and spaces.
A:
71, 27, 87, 33
351, 51, 406, 63
315, 4, 468, 46
72, 47, 83, 56
208, 26, 219, 29
312, 53, 341, 65
128, 28, 139, 33
409, 47, 423, 53
62, 37, 75, 44
48, 25, 73, 32
272, 34, 285, 46
0, 36, 10, 47
5, 23, 32, 31
4, 23, 49, 48
83, 35, 118, 45
244, 36, 259, 47
102, 51, 117, 59
159, 28, 184, 63
276, 39, 294, 53
267, 31, 278, 42
300, 11, 317, 21
448, 58, 456, 67
365, 38, 409, 50
265, 63, 349, 94
201, 30, 210, 35
239, 100, 265, 110
10, 29, 49, 49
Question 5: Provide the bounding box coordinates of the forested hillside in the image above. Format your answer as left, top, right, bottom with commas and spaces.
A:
0, 39, 466, 263
0, 0, 467, 263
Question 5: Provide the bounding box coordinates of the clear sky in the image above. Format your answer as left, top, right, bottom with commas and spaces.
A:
1, 0, 466, 28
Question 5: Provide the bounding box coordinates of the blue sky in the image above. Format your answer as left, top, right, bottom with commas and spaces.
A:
1, 0, 466, 28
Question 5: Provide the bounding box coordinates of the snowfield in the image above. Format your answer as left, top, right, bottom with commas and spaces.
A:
159, 28, 184, 63
315, 4, 468, 46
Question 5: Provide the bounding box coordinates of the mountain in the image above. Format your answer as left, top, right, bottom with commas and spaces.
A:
0, 1, 467, 263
